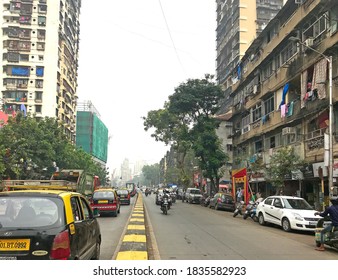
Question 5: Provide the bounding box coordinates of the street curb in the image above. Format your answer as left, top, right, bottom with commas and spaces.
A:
113, 192, 148, 260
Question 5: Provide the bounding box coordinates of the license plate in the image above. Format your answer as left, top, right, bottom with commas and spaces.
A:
309, 221, 318, 226
98, 200, 108, 204
0, 239, 30, 251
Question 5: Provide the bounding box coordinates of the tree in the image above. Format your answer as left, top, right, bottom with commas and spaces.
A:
142, 164, 160, 187
144, 74, 229, 192
0, 114, 108, 182
266, 146, 304, 194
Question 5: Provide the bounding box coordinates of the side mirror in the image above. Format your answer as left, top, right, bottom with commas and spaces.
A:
93, 208, 100, 217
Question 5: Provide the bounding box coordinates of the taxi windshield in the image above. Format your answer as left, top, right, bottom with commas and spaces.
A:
0, 196, 64, 228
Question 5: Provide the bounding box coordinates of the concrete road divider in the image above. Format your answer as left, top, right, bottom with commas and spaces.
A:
114, 193, 148, 260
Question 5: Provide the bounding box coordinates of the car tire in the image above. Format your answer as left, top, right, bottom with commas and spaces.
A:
258, 213, 266, 226
91, 240, 101, 260
282, 218, 291, 232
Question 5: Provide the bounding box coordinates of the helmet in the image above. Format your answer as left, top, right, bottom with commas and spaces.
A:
330, 196, 338, 205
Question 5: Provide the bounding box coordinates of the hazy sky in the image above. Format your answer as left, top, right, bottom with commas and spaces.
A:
77, 0, 216, 172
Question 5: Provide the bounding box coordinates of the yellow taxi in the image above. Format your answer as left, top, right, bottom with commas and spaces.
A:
0, 188, 101, 260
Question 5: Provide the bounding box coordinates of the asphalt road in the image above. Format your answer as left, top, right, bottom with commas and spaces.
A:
143, 196, 338, 260
97, 196, 136, 260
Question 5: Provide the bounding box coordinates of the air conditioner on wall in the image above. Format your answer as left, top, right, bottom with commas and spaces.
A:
282, 127, 296, 135
295, 0, 303, 4
304, 38, 314, 47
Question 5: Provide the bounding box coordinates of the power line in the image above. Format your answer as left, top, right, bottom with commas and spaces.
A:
158, 0, 187, 77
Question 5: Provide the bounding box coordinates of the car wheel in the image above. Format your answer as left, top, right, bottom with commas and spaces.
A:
91, 240, 101, 260
282, 218, 291, 232
258, 213, 266, 225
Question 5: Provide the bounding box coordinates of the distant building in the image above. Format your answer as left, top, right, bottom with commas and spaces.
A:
76, 100, 108, 166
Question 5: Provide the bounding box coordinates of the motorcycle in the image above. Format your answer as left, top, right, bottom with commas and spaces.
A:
243, 201, 258, 221
233, 201, 245, 217
161, 196, 169, 215
315, 218, 338, 249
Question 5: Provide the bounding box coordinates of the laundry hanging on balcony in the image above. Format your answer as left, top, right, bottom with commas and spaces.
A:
279, 82, 289, 109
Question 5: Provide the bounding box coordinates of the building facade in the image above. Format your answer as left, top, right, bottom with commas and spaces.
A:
216, 0, 338, 208
1, 0, 81, 141
216, 0, 285, 188
76, 100, 108, 166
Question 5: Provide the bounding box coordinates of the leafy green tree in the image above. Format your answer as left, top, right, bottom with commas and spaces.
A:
167, 75, 228, 192
266, 146, 304, 194
0, 114, 108, 183
144, 74, 228, 191
142, 164, 160, 187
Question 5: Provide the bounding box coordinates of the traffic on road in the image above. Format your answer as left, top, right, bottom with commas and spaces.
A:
0, 183, 337, 260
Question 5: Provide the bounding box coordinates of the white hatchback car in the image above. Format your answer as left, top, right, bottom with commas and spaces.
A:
256, 195, 321, 232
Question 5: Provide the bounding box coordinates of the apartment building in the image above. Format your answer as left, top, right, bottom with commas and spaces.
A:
1, 0, 81, 141
217, 0, 338, 207
216, 0, 284, 185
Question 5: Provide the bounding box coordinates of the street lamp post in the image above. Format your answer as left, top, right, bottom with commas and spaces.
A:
289, 36, 334, 202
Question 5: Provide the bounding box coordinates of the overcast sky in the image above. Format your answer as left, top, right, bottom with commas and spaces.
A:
77, 0, 217, 173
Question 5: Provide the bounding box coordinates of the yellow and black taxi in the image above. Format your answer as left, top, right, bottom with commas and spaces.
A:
0, 186, 101, 260
116, 188, 131, 205
90, 188, 120, 217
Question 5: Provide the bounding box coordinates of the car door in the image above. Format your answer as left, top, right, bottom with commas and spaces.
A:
268, 197, 284, 225
79, 197, 98, 259
260, 197, 274, 223
70, 196, 90, 259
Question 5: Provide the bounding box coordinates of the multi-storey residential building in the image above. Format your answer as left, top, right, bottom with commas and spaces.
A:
1, 0, 81, 141
217, 0, 338, 208
216, 0, 284, 87
216, 0, 284, 185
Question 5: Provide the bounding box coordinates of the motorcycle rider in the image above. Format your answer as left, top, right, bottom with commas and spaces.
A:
314, 196, 338, 251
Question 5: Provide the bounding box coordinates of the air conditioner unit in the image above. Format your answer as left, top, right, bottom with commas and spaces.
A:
304, 38, 314, 47
242, 125, 250, 134
282, 127, 296, 135
295, 0, 303, 4
253, 85, 258, 94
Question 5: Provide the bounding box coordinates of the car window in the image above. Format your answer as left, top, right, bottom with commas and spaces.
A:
79, 197, 92, 220
117, 190, 128, 195
273, 198, 282, 207
93, 191, 115, 200
70, 196, 83, 221
283, 198, 313, 210
222, 195, 233, 202
0, 196, 63, 228
264, 198, 273, 205
190, 189, 201, 194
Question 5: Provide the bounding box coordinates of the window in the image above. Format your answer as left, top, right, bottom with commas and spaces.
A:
80, 198, 92, 220
252, 103, 262, 122
242, 114, 250, 127
264, 95, 275, 115
281, 43, 297, 65
35, 105, 42, 113
38, 16, 46, 26
255, 140, 263, 153
70, 197, 83, 221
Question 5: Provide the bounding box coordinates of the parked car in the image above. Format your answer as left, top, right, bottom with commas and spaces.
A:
116, 189, 131, 205
256, 195, 321, 232
185, 188, 203, 204
90, 188, 120, 217
209, 193, 235, 211
0, 189, 101, 260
